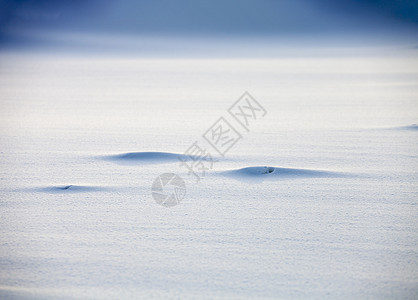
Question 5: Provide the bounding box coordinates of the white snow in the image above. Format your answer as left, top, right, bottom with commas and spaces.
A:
0, 52, 417, 299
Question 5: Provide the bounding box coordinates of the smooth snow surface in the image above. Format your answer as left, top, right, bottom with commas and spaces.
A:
0, 53, 417, 299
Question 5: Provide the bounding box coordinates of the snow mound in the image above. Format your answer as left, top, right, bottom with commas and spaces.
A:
222, 166, 343, 180
103, 151, 192, 165
37, 185, 107, 193
397, 124, 418, 131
